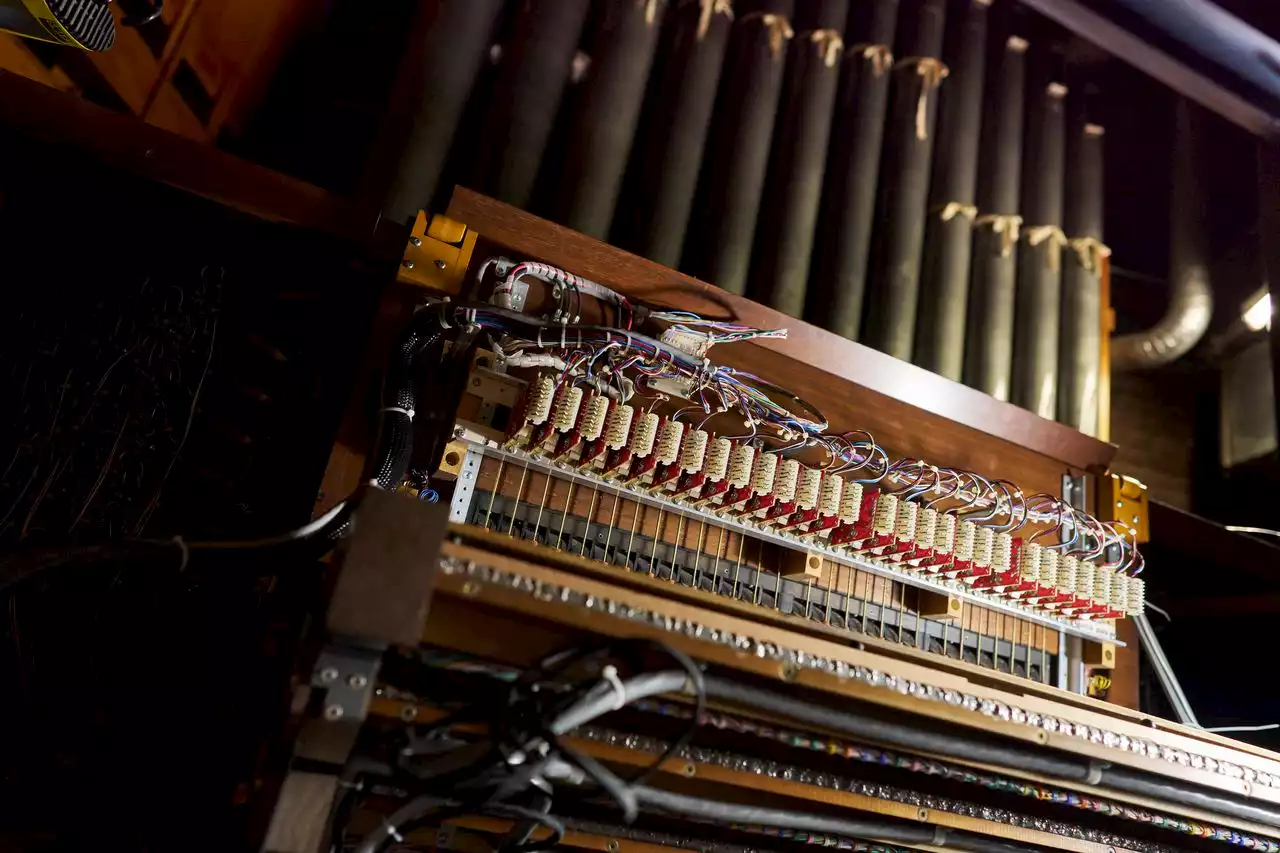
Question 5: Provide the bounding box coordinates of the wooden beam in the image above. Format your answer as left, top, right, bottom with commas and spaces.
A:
0, 69, 358, 238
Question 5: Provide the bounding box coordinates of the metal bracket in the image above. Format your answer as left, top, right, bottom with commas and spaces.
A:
312, 645, 381, 723
399, 212, 477, 295
449, 446, 483, 522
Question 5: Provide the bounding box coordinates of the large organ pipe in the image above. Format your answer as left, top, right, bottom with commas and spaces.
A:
384, 0, 505, 224
862, 0, 948, 359
687, 0, 796, 295
914, 0, 989, 381
807, 0, 900, 339
1011, 58, 1067, 420
750, 0, 850, 317
963, 28, 1027, 400
621, 0, 734, 267
1058, 115, 1105, 435
558, 0, 668, 239
474, 0, 593, 208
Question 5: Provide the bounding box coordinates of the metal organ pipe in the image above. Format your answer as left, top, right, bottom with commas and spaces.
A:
862, 0, 948, 360
687, 0, 796, 295
1057, 116, 1104, 434
963, 29, 1027, 401
914, 0, 989, 381
384, 0, 506, 223
475, 0, 594, 208
807, 0, 900, 339
1011, 62, 1067, 420
1111, 99, 1213, 370
558, 0, 668, 239
621, 0, 734, 268
750, 0, 850, 317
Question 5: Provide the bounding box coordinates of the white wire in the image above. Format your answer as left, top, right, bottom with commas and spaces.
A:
1226, 525, 1280, 538
1204, 723, 1280, 733
1145, 601, 1172, 622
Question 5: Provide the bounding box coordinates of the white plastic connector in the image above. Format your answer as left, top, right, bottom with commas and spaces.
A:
934, 512, 956, 555
751, 452, 779, 495
1058, 556, 1079, 596
914, 507, 937, 551
1094, 566, 1114, 605
629, 412, 659, 457
872, 493, 898, 535
1076, 560, 1096, 599
705, 438, 731, 482
1021, 542, 1043, 582
839, 481, 864, 523
526, 374, 555, 425
953, 520, 976, 562
819, 472, 843, 516
774, 458, 800, 502
728, 444, 756, 488
1127, 576, 1145, 616
680, 428, 709, 473
580, 396, 609, 441
655, 420, 685, 465
604, 404, 634, 450
795, 466, 821, 510
1040, 548, 1059, 588
553, 386, 584, 432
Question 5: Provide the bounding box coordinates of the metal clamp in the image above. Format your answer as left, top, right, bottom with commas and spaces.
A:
312, 645, 381, 723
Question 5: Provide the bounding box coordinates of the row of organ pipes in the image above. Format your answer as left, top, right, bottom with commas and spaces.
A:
388, 0, 1143, 438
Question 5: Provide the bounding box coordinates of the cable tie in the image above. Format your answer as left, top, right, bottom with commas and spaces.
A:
601, 665, 627, 710
381, 405, 416, 421
387, 825, 404, 844
1085, 759, 1106, 785
173, 536, 189, 571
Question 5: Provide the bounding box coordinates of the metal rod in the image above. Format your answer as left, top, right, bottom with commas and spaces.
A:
964, 28, 1027, 401
687, 0, 796, 295
1011, 56, 1067, 419
558, 0, 667, 239
749, 0, 849, 317
477, 0, 594, 208
621, 0, 734, 267
807, 0, 899, 340
863, 0, 948, 360
915, 0, 988, 381
384, 0, 505, 223
1133, 611, 1201, 726
1058, 113, 1104, 434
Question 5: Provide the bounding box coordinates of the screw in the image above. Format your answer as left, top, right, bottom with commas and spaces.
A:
403, 260, 415, 270
606, 842, 620, 853
348, 674, 368, 689
1116, 500, 1123, 508
435, 259, 447, 270
319, 667, 339, 683
410, 236, 422, 247
917, 808, 929, 821
461, 581, 480, 596
324, 704, 345, 721
1132, 515, 1140, 525
779, 661, 798, 681
681, 763, 696, 777
400, 705, 419, 722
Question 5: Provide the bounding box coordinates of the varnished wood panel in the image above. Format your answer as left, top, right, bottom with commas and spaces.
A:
446, 188, 1117, 479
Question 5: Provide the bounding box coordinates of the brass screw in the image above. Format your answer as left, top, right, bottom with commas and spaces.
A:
410, 236, 422, 247
779, 661, 798, 681
401, 705, 419, 722
435, 259, 448, 270
606, 842, 620, 852
461, 581, 480, 596
403, 260, 415, 270
917, 808, 929, 821
681, 763, 697, 777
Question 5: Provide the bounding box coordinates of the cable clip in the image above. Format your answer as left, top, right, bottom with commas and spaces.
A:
601, 665, 627, 710
381, 405, 416, 421
1085, 759, 1107, 785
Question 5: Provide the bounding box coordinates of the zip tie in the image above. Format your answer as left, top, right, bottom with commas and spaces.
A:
1025, 224, 1069, 272
601, 665, 627, 710
1068, 236, 1113, 274
388, 825, 404, 844
849, 42, 893, 76
173, 536, 189, 571
693, 0, 733, 41
1085, 760, 1106, 785
894, 56, 949, 140
974, 213, 1023, 257
936, 202, 978, 222
381, 406, 416, 420
806, 28, 844, 68
740, 10, 794, 57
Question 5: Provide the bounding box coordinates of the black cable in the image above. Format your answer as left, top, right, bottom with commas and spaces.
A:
630, 786, 1038, 853
702, 675, 1280, 830
702, 676, 1086, 781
